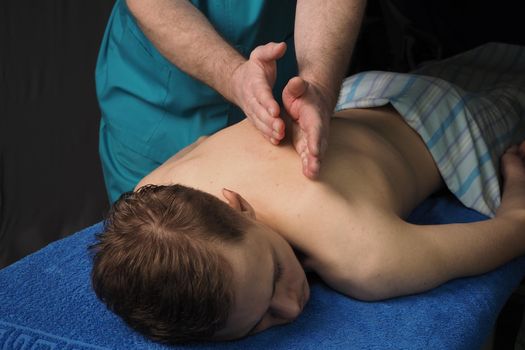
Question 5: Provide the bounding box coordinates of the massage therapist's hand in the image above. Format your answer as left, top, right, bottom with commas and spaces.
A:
230, 42, 287, 145
283, 76, 335, 179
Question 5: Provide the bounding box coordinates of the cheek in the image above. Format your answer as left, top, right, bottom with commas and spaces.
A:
285, 250, 306, 280
271, 233, 306, 285
281, 254, 307, 295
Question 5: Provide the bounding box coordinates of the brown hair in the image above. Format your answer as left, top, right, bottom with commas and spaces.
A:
90, 184, 248, 343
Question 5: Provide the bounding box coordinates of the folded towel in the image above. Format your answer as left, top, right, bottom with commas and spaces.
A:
1, 192, 524, 349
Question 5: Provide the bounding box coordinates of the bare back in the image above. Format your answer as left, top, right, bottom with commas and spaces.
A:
138, 106, 441, 265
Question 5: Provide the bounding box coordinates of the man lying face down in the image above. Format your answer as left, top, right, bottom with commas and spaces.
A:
90, 45, 525, 344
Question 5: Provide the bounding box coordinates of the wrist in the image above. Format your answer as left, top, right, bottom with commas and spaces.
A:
302, 75, 339, 112
226, 58, 246, 105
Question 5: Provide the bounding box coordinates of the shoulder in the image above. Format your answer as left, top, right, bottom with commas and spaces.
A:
306, 208, 406, 300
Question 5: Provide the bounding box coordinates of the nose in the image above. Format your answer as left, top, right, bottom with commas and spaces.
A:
270, 292, 303, 322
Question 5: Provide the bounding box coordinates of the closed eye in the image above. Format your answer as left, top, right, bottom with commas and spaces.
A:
275, 262, 283, 283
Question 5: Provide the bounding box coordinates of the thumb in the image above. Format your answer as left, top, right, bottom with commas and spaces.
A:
283, 76, 308, 101
251, 42, 287, 62
283, 77, 308, 119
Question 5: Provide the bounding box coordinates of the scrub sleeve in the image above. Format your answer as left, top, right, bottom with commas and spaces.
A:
96, 0, 297, 203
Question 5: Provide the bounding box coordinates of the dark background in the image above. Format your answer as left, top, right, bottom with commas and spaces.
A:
1, 0, 524, 347
1, 1, 114, 268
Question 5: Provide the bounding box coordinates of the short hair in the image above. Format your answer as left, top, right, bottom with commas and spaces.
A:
90, 184, 248, 343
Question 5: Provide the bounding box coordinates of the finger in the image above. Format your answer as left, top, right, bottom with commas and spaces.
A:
248, 99, 284, 140
310, 135, 328, 162
249, 112, 274, 138
282, 78, 308, 120
268, 117, 285, 140
298, 142, 318, 179
304, 154, 321, 179
251, 88, 284, 138
251, 115, 283, 144
257, 89, 281, 120
306, 113, 330, 159
251, 42, 287, 62
283, 77, 308, 102
306, 123, 322, 157
293, 132, 308, 156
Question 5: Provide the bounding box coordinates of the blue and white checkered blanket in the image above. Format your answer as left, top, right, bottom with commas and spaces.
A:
336, 43, 525, 217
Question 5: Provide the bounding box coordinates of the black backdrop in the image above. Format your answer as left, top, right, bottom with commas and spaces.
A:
1, 1, 114, 268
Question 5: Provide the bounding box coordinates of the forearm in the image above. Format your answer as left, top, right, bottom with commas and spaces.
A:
294, 0, 366, 108
324, 215, 525, 301
413, 216, 525, 281
126, 0, 245, 102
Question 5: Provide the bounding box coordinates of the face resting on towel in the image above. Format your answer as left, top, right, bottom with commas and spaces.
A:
90, 105, 525, 344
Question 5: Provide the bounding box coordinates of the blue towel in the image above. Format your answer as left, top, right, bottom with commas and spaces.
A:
1, 193, 524, 350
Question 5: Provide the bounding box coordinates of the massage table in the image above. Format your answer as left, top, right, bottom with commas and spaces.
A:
1, 192, 524, 350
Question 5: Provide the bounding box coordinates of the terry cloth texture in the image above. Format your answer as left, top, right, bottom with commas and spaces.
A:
1, 194, 524, 349
336, 43, 525, 217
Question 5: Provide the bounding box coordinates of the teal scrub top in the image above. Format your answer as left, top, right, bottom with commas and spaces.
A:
96, 0, 297, 164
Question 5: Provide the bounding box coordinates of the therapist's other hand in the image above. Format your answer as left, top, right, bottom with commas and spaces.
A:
230, 42, 286, 145
283, 76, 333, 179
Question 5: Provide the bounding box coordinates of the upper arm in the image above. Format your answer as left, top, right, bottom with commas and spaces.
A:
315, 215, 449, 301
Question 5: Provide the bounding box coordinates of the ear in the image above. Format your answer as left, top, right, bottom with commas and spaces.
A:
222, 188, 256, 219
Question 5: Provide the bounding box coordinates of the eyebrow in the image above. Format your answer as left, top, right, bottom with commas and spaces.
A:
245, 249, 279, 336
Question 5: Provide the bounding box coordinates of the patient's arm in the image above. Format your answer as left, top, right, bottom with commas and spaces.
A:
321, 144, 525, 301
